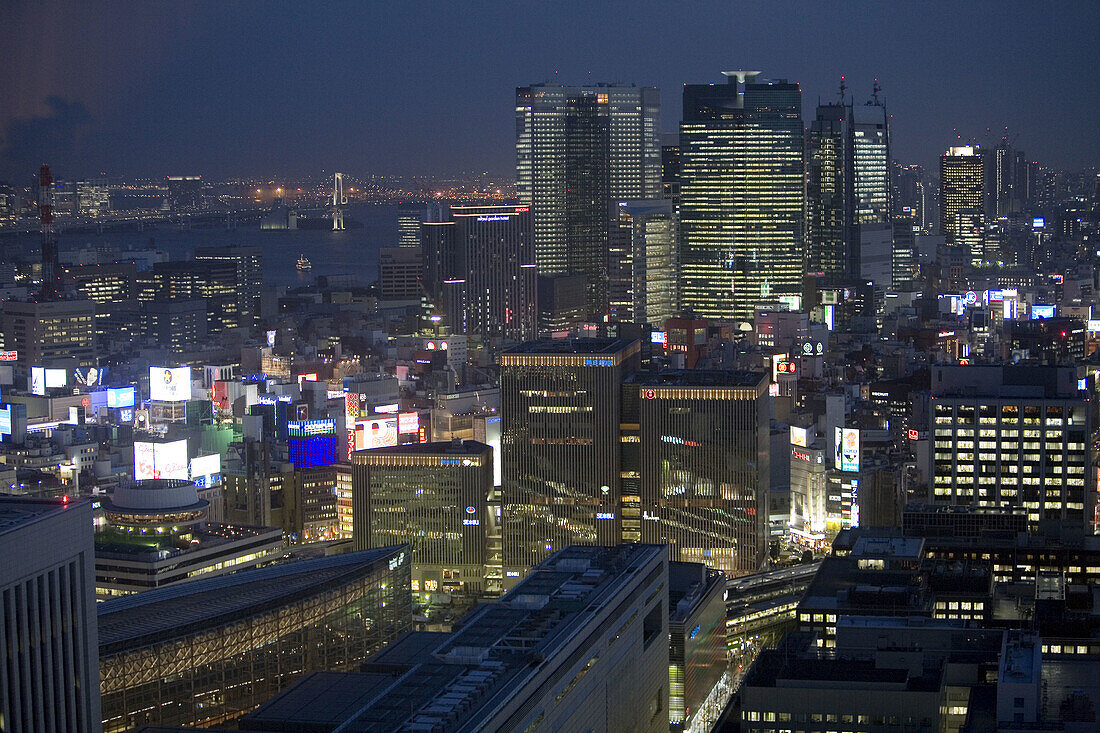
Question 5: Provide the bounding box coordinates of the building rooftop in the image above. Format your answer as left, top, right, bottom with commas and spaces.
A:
97, 546, 406, 652
356, 439, 491, 458
0, 495, 75, 536
627, 368, 766, 389
102, 478, 207, 515
241, 544, 666, 733
503, 337, 636, 356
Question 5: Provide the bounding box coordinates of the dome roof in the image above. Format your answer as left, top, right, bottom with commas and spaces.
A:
105, 479, 208, 515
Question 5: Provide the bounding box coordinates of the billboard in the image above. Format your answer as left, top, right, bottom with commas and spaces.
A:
0, 405, 10, 438
834, 427, 860, 472
790, 426, 808, 448
355, 417, 399, 450
74, 366, 107, 386
133, 439, 189, 480
398, 411, 419, 435
107, 386, 136, 409
1030, 305, 1055, 320
45, 368, 67, 389
149, 366, 192, 402
30, 367, 45, 395
650, 330, 666, 345
190, 454, 221, 480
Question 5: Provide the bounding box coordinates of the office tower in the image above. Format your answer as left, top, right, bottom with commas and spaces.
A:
891, 216, 917, 285
679, 72, 804, 322
499, 338, 640, 577
930, 365, 1090, 533
0, 298, 96, 383
892, 162, 932, 231
608, 198, 676, 325
76, 178, 110, 216
139, 260, 239, 333
165, 175, 204, 211
377, 246, 422, 301
396, 203, 425, 248
236, 544, 670, 733
0, 496, 101, 733
421, 204, 538, 341
194, 245, 263, 327
97, 548, 411, 732
807, 88, 891, 279
940, 145, 986, 265
622, 370, 770, 573
142, 298, 208, 353
990, 139, 1029, 217
352, 440, 493, 595
807, 102, 853, 277
516, 83, 661, 317
95, 478, 284, 598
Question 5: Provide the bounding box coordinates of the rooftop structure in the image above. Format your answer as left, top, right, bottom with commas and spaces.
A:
236, 544, 670, 733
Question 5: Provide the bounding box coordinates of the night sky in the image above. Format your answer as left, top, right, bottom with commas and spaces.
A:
2, 0, 1097, 181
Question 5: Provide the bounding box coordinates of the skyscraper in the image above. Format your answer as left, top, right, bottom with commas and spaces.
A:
516, 84, 661, 317
679, 72, 804, 322
194, 245, 263, 328
807, 88, 890, 279
608, 198, 676, 325
940, 145, 986, 266
622, 370, 770, 573
420, 204, 538, 341
499, 338, 640, 578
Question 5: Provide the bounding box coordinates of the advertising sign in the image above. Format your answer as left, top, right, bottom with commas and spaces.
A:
30, 367, 45, 396
190, 454, 221, 480
356, 417, 398, 450
134, 439, 189, 480
1030, 305, 1056, 320
107, 386, 136, 409
790, 426, 808, 448
398, 412, 419, 435
0, 405, 10, 438
149, 366, 192, 402
834, 427, 860, 472
74, 367, 107, 386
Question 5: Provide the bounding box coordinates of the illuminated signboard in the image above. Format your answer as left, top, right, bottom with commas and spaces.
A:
296, 373, 318, 389
475, 215, 511, 222
650, 331, 666, 345
908, 429, 919, 441
107, 386, 136, 409
288, 434, 338, 469
30, 367, 45, 396
119, 408, 133, 423
45, 368, 66, 389
149, 366, 192, 402
373, 403, 400, 414
1030, 305, 1055, 320
792, 450, 812, 462
74, 367, 107, 386
1089, 320, 1100, 332
398, 412, 419, 434
790, 426, 808, 447
0, 350, 16, 361
835, 427, 859, 473
0, 405, 10, 438
190, 454, 221, 480
1033, 217, 1045, 229
287, 419, 336, 437
266, 330, 276, 347
133, 439, 189, 480
356, 417, 398, 449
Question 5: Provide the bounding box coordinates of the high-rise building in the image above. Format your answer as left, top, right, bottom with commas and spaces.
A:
165, 175, 204, 211
679, 72, 804, 322
0, 496, 101, 733
807, 90, 890, 280
0, 298, 97, 383
516, 83, 661, 317
142, 298, 208, 354
194, 245, 263, 327
891, 216, 917, 285
352, 440, 493, 596
930, 365, 1091, 534
499, 338, 640, 578
377, 246, 423, 301
940, 145, 986, 265
421, 204, 538, 341
622, 370, 770, 573
990, 139, 1029, 217
608, 198, 676, 325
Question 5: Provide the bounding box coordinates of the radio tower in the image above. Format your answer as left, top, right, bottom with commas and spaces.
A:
38, 164, 62, 299
332, 172, 347, 230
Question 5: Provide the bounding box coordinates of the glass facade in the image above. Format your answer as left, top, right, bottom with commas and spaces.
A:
98, 549, 411, 732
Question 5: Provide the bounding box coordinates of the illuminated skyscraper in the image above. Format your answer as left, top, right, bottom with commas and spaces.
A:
807, 88, 890, 279
678, 72, 804, 323
608, 198, 676, 325
499, 338, 640, 579
516, 84, 661, 317
940, 145, 986, 265
622, 370, 770, 574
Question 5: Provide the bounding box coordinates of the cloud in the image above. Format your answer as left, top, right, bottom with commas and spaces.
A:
0, 96, 92, 180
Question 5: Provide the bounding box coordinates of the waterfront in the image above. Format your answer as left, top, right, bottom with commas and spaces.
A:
0, 203, 399, 288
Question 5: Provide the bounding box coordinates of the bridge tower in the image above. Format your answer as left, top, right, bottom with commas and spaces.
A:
332, 172, 347, 231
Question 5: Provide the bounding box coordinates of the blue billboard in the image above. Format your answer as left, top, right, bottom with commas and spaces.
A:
107, 386, 136, 408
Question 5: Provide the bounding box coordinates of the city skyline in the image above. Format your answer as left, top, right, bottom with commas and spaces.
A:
2, 1, 1098, 180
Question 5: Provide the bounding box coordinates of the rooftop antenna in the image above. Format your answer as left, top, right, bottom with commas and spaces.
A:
870, 78, 881, 105
838, 76, 847, 103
